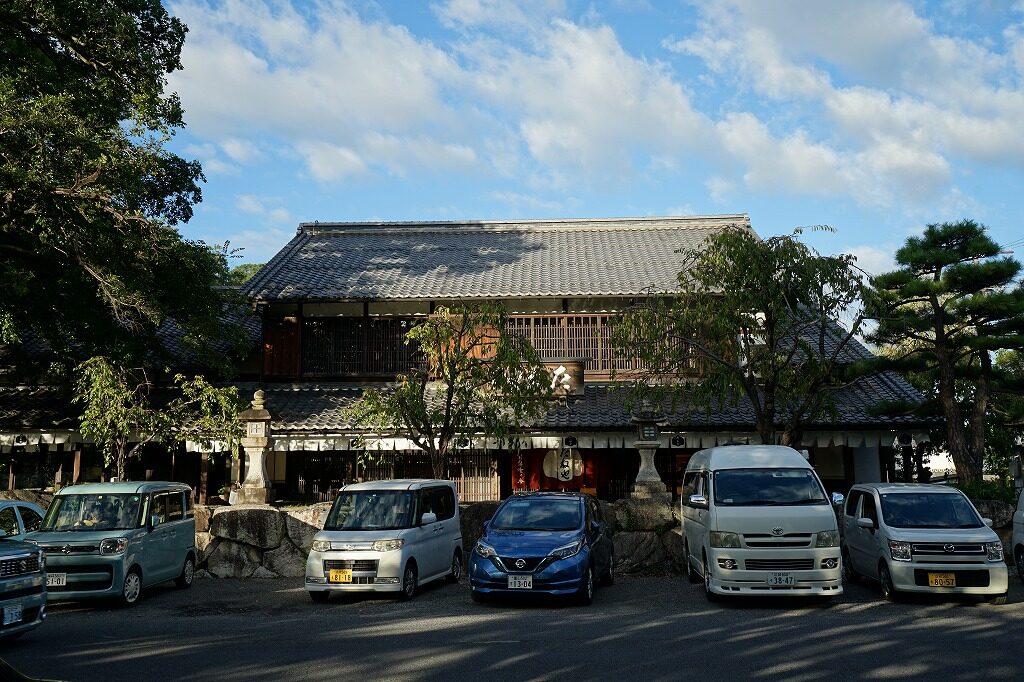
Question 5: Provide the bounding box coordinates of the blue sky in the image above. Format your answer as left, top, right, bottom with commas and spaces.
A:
166, 0, 1024, 276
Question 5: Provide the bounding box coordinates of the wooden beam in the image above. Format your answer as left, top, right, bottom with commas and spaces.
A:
72, 449, 81, 484
199, 451, 209, 504
7, 458, 14, 491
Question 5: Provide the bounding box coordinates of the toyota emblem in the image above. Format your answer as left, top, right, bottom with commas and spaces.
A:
515, 559, 526, 569
61, 544, 72, 555
943, 543, 955, 553
771, 527, 784, 537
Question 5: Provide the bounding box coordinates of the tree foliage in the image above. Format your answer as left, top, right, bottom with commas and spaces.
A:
865, 219, 1024, 485
343, 304, 553, 479
74, 357, 243, 480
227, 263, 265, 286
613, 226, 866, 446
0, 1, 236, 368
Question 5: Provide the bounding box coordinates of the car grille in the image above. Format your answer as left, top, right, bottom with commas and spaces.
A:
498, 556, 546, 573
911, 543, 985, 556
744, 559, 815, 571
743, 534, 813, 548
42, 545, 99, 555
323, 559, 378, 573
0, 555, 41, 577
913, 569, 990, 588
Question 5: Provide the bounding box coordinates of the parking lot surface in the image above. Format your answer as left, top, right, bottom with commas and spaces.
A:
3, 574, 1023, 681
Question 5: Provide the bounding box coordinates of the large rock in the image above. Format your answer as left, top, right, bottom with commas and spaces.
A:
263, 539, 308, 578
193, 505, 215, 534
613, 531, 667, 574
0, 490, 53, 509
195, 532, 219, 566
206, 540, 262, 578
284, 502, 333, 554
252, 566, 278, 579
974, 500, 1014, 529
210, 505, 286, 550
660, 528, 686, 572
597, 500, 618, 535
612, 499, 676, 532
460, 501, 501, 554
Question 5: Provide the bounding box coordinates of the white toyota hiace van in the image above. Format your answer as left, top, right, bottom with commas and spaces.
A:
680, 445, 843, 600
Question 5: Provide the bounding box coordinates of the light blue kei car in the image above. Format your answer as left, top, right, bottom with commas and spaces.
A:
27, 482, 197, 606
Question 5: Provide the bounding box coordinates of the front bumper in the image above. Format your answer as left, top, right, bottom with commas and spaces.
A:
889, 560, 1008, 596
43, 554, 126, 601
705, 546, 843, 597
304, 550, 404, 593
0, 573, 46, 639
468, 550, 589, 597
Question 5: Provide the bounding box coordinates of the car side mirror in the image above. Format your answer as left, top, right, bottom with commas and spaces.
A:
421, 512, 438, 525
831, 492, 845, 506
982, 517, 993, 527
856, 517, 874, 530
688, 494, 708, 509
150, 514, 161, 529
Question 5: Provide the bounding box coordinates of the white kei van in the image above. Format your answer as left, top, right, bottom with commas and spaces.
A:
304, 480, 463, 602
680, 445, 843, 600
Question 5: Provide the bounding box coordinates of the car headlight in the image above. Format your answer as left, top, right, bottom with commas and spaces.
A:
815, 530, 840, 548
548, 539, 584, 561
311, 539, 332, 553
889, 540, 912, 562
475, 541, 496, 559
985, 541, 1003, 562
710, 532, 741, 548
37, 548, 45, 569
372, 539, 404, 552
99, 538, 128, 555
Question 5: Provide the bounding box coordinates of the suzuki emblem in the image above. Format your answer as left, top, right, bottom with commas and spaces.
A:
515, 559, 526, 569
771, 527, 784, 537
61, 544, 72, 555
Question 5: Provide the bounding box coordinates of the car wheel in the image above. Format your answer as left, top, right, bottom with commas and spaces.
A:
309, 590, 330, 603
400, 561, 418, 601
1015, 546, 1024, 583
685, 541, 701, 584
577, 566, 594, 606
879, 563, 899, 602
175, 555, 195, 589
989, 592, 1008, 606
703, 552, 720, 603
119, 568, 143, 607
447, 551, 463, 584
601, 554, 614, 587
841, 548, 858, 584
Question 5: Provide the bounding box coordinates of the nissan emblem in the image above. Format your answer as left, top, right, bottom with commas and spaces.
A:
515, 559, 526, 569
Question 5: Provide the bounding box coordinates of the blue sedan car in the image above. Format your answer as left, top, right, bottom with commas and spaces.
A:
469, 492, 614, 605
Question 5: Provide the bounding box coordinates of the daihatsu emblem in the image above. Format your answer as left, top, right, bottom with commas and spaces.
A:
515, 559, 526, 569
61, 545, 72, 555
771, 527, 784, 536
343, 544, 355, 550
943, 544, 955, 553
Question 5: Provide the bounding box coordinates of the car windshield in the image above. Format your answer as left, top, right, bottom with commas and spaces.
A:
491, 498, 581, 531
879, 492, 983, 529
323, 492, 414, 531
41, 494, 143, 532
713, 468, 828, 506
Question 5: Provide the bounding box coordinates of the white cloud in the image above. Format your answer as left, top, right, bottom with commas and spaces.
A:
234, 194, 292, 225
183, 143, 237, 175
488, 191, 564, 212
220, 138, 261, 164
432, 0, 565, 31
296, 142, 368, 182
844, 244, 897, 278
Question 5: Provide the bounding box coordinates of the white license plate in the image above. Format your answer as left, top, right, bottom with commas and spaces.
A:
767, 572, 797, 586
46, 573, 67, 587
2, 604, 22, 626
507, 574, 533, 589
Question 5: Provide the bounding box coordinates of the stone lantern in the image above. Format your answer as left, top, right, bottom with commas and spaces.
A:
236, 390, 272, 505
631, 398, 670, 504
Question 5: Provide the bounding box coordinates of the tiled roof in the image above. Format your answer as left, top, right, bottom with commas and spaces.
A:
0, 386, 77, 430
244, 215, 751, 302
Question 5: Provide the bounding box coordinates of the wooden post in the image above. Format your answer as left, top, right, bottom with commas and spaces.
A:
199, 451, 209, 504
54, 457, 63, 490
72, 449, 81, 484
7, 458, 14, 491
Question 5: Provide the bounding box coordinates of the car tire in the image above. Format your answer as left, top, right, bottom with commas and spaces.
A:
685, 542, 701, 584
447, 551, 463, 584
989, 592, 1008, 606
601, 554, 614, 587
1015, 546, 1024, 583
576, 566, 594, 606
175, 555, 195, 589
119, 567, 143, 607
879, 563, 899, 602
841, 548, 858, 584
400, 561, 418, 601
703, 552, 720, 603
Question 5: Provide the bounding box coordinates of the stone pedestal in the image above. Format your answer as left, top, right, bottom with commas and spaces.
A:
632, 442, 671, 505
236, 390, 272, 506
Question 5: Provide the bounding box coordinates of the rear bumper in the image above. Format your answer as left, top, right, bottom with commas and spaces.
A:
0, 573, 46, 639
890, 561, 1008, 596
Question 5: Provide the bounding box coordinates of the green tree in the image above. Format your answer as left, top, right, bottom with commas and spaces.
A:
227, 263, 265, 286
0, 1, 234, 367
613, 226, 866, 446
74, 357, 243, 481
865, 219, 1024, 485
344, 304, 553, 479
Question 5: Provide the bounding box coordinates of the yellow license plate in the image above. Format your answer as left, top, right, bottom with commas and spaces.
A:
927, 572, 956, 587
329, 569, 352, 583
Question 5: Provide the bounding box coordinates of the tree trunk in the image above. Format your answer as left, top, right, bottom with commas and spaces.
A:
936, 351, 978, 485
968, 349, 992, 483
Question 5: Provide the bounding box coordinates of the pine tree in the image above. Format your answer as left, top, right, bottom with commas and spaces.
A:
866, 219, 1024, 484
